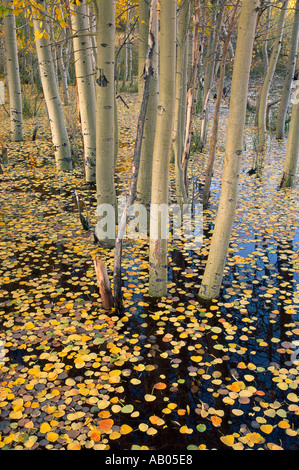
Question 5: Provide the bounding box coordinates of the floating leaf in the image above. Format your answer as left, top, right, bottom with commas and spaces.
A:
260, 425, 273, 435
90, 429, 102, 442
99, 419, 114, 432
220, 435, 235, 447
144, 394, 156, 402
153, 382, 166, 390
120, 424, 133, 435
211, 416, 222, 427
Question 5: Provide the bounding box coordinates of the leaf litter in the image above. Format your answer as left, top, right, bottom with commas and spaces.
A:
0, 86, 298, 450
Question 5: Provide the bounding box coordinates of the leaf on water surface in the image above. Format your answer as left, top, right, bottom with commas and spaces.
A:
99, 419, 114, 432
220, 435, 235, 447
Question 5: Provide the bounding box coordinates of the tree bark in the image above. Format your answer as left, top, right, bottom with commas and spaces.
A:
202, 1, 240, 208
3, 0, 23, 142
280, 96, 299, 188
33, 3, 72, 171
257, 0, 289, 155
93, 0, 117, 246
276, 0, 299, 140
181, 1, 201, 194
114, 0, 157, 311
199, 0, 259, 301
173, 0, 190, 206
70, 0, 96, 183
136, 0, 159, 210
149, 0, 177, 298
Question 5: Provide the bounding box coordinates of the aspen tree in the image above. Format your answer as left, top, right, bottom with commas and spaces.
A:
149, 0, 177, 298
199, 0, 259, 301
93, 0, 117, 246
136, 0, 159, 211
173, 0, 190, 206
3, 0, 23, 142
280, 95, 299, 188
257, 0, 289, 155
276, 0, 299, 140
70, 0, 96, 183
33, 1, 72, 171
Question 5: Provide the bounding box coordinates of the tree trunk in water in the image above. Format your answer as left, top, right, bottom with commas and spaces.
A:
254, 4, 272, 127
94, 0, 117, 247
276, 0, 299, 140
173, 0, 190, 206
114, 0, 157, 311
70, 0, 96, 183
199, 0, 259, 301
202, 1, 239, 208
136, 0, 159, 211
257, 0, 289, 155
200, 2, 224, 150
181, 1, 201, 194
149, 0, 176, 298
3, 0, 23, 142
138, 0, 150, 103
33, 5, 72, 171
280, 97, 299, 188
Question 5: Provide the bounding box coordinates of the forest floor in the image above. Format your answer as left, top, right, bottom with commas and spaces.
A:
0, 81, 298, 451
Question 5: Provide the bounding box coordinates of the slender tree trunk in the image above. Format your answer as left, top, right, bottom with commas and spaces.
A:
276, 0, 299, 139
181, 1, 201, 194
3, 0, 23, 142
93, 0, 117, 246
149, 0, 177, 298
70, 0, 96, 183
33, 5, 72, 171
136, 0, 159, 210
202, 1, 240, 207
199, 0, 259, 301
280, 96, 299, 188
254, 3, 272, 127
173, 0, 190, 206
257, 0, 289, 155
138, 0, 150, 102
114, 0, 157, 311
57, 41, 70, 106
200, 1, 224, 150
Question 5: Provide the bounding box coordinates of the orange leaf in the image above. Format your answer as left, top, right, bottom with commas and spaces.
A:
98, 410, 111, 419
153, 382, 166, 390
91, 429, 102, 442
211, 415, 222, 427
99, 419, 114, 432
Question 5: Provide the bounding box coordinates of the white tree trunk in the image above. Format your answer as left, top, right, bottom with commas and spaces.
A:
257, 0, 289, 154
280, 98, 299, 188
173, 0, 190, 205
199, 0, 259, 300
276, 0, 299, 139
149, 0, 177, 297
70, 0, 97, 183
94, 0, 117, 246
136, 0, 159, 210
33, 5, 72, 171
3, 0, 23, 142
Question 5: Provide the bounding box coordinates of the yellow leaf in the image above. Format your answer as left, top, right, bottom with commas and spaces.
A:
120, 424, 133, 435
260, 424, 273, 434
220, 435, 235, 447
46, 432, 59, 442
144, 394, 156, 402
40, 422, 51, 434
